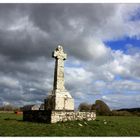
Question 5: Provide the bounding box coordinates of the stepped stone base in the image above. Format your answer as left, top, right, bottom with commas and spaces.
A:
23, 110, 96, 123
45, 90, 74, 111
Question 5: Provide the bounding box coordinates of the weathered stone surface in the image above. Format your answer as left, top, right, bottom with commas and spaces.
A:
53, 45, 67, 91
23, 110, 96, 123
51, 110, 96, 122
45, 45, 74, 111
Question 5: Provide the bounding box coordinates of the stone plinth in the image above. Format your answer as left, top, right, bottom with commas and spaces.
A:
23, 110, 96, 123
45, 90, 74, 111
51, 111, 96, 123
23, 110, 51, 123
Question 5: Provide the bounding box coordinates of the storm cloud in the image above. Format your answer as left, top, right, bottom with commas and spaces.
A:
0, 4, 140, 109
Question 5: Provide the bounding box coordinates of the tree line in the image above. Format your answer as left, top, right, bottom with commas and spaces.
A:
78, 100, 140, 116
78, 100, 111, 115
0, 105, 20, 111
1, 100, 140, 116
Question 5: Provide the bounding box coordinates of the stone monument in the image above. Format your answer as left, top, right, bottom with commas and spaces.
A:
44, 45, 74, 111
23, 45, 96, 123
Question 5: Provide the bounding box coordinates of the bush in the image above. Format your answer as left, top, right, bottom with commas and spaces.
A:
78, 102, 91, 111
91, 100, 111, 115
111, 110, 132, 116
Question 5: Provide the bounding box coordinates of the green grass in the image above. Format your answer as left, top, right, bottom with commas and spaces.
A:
0, 113, 140, 136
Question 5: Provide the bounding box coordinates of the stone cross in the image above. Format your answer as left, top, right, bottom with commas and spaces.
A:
53, 45, 67, 91
44, 45, 74, 111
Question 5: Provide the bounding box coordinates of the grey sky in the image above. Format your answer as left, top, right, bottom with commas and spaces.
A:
0, 4, 140, 109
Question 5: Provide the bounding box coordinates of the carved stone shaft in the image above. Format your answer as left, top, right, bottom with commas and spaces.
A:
53, 45, 67, 91
45, 45, 74, 111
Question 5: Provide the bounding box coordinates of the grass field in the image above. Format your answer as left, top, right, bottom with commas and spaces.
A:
0, 113, 140, 136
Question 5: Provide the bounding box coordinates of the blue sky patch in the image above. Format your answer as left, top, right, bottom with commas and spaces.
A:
114, 75, 123, 81
104, 37, 140, 52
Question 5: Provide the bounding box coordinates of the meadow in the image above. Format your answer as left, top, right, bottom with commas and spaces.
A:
0, 112, 140, 136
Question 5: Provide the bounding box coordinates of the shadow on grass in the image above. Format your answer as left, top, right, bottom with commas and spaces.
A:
4, 118, 16, 121
4, 118, 22, 122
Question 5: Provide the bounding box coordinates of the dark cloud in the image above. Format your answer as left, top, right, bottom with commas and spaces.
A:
0, 4, 140, 109
0, 4, 118, 62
